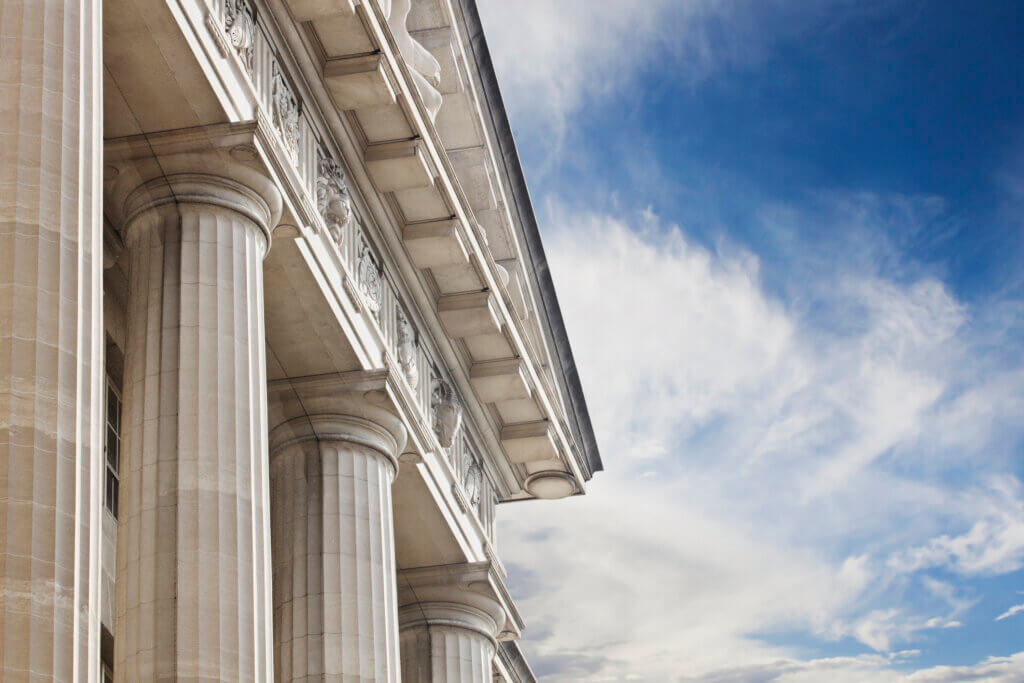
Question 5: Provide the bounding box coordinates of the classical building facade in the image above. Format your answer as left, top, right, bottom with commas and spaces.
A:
0, 0, 602, 680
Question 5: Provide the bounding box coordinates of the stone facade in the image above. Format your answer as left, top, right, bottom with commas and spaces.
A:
0, 0, 601, 681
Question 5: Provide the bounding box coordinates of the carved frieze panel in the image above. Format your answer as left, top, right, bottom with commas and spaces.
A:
396, 308, 418, 389
431, 376, 462, 448
316, 151, 352, 245
462, 451, 482, 508
224, 0, 255, 74
272, 62, 300, 163
357, 238, 383, 316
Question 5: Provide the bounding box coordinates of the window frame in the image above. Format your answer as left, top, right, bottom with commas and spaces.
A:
103, 376, 121, 520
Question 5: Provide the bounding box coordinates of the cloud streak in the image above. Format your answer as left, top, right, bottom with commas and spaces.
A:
475, 1, 1024, 679
995, 603, 1024, 622
496, 198, 1024, 679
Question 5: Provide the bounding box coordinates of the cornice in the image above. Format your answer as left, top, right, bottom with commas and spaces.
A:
453, 0, 603, 478
186, 0, 598, 501
359, 0, 600, 482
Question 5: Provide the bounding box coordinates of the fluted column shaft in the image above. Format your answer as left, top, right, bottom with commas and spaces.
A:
398, 566, 509, 683
0, 0, 104, 680
399, 600, 500, 683
270, 398, 406, 683
114, 173, 276, 681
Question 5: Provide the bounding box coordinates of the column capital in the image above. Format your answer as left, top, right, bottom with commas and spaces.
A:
397, 562, 523, 643
121, 172, 276, 251
105, 121, 284, 254
268, 369, 409, 477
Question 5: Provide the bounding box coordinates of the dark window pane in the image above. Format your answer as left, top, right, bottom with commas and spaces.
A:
105, 469, 119, 518
104, 472, 112, 513
106, 426, 118, 468
107, 389, 117, 427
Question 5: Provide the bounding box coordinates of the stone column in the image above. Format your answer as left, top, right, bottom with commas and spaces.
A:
398, 565, 508, 683
113, 163, 280, 681
0, 0, 105, 680
270, 387, 407, 683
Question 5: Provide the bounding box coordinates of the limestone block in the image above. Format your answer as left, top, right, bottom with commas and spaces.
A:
393, 184, 451, 222
470, 359, 531, 403
500, 421, 559, 464
402, 219, 469, 269
464, 333, 516, 362
285, 0, 357, 22
436, 92, 485, 150
366, 140, 434, 192
448, 147, 496, 212
325, 54, 398, 110
437, 291, 501, 338
315, 12, 375, 57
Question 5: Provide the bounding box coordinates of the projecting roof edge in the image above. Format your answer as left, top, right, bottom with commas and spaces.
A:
498, 641, 539, 683
455, 0, 603, 478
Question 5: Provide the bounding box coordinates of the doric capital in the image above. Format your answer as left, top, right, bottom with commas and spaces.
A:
105, 122, 285, 255
121, 172, 277, 252
268, 369, 409, 478
397, 561, 523, 643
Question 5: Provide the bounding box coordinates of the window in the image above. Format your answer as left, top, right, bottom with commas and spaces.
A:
104, 379, 121, 519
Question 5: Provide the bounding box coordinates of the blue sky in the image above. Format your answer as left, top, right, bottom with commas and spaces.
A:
477, 1, 1024, 680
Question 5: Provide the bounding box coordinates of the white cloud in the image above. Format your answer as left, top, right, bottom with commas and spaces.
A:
476, 0, 910, 151
676, 651, 1024, 683
476, 0, 728, 136
904, 652, 1024, 682
887, 477, 1024, 576
995, 603, 1024, 621
496, 199, 1024, 680
472, 1, 1024, 677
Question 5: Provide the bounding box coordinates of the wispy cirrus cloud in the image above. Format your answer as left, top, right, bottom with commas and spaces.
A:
478, 0, 729, 136
885, 477, 1024, 577
496, 196, 1024, 680
477, 0, 912, 147
476, 1, 1024, 679
995, 603, 1024, 622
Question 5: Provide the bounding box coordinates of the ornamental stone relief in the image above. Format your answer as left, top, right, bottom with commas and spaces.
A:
316, 152, 352, 245
462, 452, 482, 508
224, 0, 255, 74
396, 309, 418, 389
357, 238, 383, 316
272, 62, 300, 162
431, 377, 462, 448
